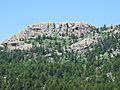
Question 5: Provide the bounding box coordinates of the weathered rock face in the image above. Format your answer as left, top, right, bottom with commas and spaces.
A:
70, 38, 98, 51
2, 22, 94, 50
0, 44, 4, 48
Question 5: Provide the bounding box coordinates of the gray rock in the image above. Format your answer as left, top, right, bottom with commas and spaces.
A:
2, 22, 93, 50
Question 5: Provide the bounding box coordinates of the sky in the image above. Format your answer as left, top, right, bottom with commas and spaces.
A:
0, 0, 120, 42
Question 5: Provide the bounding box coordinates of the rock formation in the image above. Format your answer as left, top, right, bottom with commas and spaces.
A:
2, 22, 94, 50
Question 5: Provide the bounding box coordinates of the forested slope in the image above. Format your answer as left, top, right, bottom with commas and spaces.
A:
0, 23, 120, 90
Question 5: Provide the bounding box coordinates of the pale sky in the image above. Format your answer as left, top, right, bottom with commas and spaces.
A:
0, 0, 120, 42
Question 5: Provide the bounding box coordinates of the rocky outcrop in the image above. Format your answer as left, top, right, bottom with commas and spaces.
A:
70, 38, 98, 51
2, 22, 94, 50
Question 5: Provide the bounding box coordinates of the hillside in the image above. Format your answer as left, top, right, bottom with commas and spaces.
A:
2, 22, 94, 50
0, 22, 120, 90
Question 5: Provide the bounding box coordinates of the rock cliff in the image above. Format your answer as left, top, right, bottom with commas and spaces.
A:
2, 22, 95, 50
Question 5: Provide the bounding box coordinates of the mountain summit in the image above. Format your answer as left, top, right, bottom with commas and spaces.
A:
2, 22, 95, 50
0, 22, 120, 89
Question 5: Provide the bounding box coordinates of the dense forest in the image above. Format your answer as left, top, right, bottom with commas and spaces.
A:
0, 24, 120, 90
